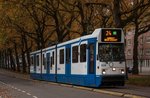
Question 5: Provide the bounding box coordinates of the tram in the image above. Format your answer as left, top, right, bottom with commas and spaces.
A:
30, 28, 126, 87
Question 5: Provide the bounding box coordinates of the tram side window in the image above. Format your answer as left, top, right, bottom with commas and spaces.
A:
50, 51, 54, 69
30, 56, 34, 65
34, 55, 36, 67
80, 44, 86, 62
36, 55, 39, 66
51, 56, 52, 67
72, 46, 78, 63
43, 54, 46, 69
59, 49, 64, 64
51, 51, 54, 65
46, 53, 50, 67
50, 57, 52, 69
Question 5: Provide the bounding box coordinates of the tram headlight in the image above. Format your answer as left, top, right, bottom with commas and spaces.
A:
102, 69, 106, 75
121, 69, 125, 74
112, 67, 116, 71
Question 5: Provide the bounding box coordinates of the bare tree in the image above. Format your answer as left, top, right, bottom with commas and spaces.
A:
112, 0, 150, 74
39, 0, 78, 42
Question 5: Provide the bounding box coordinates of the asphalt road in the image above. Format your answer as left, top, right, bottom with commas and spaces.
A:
0, 74, 122, 98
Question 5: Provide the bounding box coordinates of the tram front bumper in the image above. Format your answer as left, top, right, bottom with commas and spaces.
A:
101, 75, 126, 86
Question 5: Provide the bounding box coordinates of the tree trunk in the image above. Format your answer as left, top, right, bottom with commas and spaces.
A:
21, 34, 27, 73
8, 49, 13, 70
24, 36, 31, 74
0, 51, 2, 68
132, 35, 139, 74
113, 0, 121, 28
0, 52, 1, 68
14, 42, 20, 72
22, 51, 27, 73
8, 48, 16, 71
1, 51, 4, 68
132, 24, 139, 74
4, 50, 8, 69
27, 51, 30, 74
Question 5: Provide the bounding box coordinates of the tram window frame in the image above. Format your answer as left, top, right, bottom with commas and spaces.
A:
72, 46, 78, 63
80, 44, 87, 62
36, 55, 39, 66
59, 49, 64, 64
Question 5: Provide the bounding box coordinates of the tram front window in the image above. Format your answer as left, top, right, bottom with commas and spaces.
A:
98, 43, 125, 62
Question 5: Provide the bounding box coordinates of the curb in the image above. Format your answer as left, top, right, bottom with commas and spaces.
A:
60, 84, 73, 87
73, 86, 93, 91
93, 89, 123, 96
123, 94, 147, 98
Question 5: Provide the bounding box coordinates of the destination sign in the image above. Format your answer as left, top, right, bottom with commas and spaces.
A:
101, 29, 121, 42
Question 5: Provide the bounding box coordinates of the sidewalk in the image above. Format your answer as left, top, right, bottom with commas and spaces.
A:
0, 69, 30, 80
139, 72, 150, 75
0, 82, 12, 98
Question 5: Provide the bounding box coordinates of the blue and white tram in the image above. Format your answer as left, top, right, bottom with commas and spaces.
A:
30, 28, 126, 87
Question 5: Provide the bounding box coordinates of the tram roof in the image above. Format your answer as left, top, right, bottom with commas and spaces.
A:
30, 28, 101, 54
57, 28, 101, 47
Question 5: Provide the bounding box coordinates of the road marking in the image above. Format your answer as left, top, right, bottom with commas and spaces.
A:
33, 96, 38, 98
17, 89, 21, 91
26, 93, 31, 95
0, 81, 7, 85
11, 86, 14, 88
22, 90, 26, 93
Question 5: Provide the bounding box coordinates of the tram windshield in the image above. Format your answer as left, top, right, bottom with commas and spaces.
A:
98, 43, 125, 62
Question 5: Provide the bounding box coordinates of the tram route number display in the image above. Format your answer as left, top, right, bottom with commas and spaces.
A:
101, 29, 121, 42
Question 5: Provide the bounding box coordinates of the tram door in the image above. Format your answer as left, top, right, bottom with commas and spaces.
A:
46, 53, 50, 74
87, 40, 96, 85
65, 45, 71, 76
89, 44, 95, 74
88, 41, 96, 75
